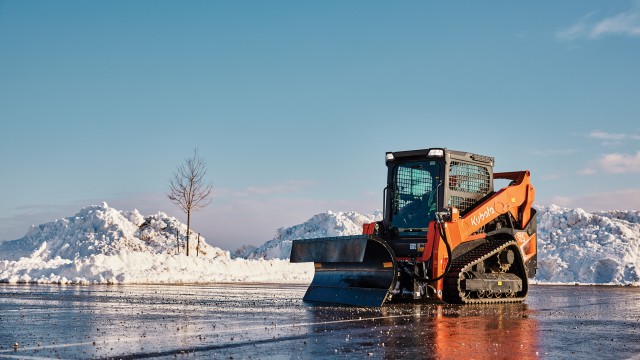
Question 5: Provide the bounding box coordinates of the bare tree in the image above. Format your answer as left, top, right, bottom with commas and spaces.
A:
168, 149, 213, 256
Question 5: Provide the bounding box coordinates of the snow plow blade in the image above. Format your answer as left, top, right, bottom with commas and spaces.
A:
290, 235, 397, 307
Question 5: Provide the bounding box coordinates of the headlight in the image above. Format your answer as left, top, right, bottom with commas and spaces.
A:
385, 152, 395, 161
427, 149, 444, 157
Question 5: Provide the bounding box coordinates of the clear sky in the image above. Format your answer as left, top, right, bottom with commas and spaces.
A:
1, 1, 639, 251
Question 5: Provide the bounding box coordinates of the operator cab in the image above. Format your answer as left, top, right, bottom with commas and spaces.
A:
383, 148, 495, 258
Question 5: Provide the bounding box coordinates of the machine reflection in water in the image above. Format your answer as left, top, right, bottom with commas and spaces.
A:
303, 302, 539, 359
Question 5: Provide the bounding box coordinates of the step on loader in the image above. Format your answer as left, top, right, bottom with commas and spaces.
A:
290, 148, 537, 306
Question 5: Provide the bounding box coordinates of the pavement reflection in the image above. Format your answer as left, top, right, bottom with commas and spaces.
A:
304, 302, 539, 359
2, 284, 638, 359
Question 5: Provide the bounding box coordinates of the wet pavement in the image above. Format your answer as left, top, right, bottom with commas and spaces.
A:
0, 284, 639, 359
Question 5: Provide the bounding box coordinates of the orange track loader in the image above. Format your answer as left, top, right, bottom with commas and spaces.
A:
290, 148, 537, 306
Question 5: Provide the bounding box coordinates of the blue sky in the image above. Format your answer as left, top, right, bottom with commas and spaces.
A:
1, 1, 639, 250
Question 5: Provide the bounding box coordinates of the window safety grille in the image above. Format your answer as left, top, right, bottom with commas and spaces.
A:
396, 165, 433, 211
448, 161, 491, 213
448, 161, 490, 195
448, 195, 478, 213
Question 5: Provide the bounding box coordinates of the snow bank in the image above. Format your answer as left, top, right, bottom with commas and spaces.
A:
0, 253, 312, 285
2, 203, 639, 286
245, 206, 640, 286
0, 203, 313, 284
0, 202, 226, 261
536, 205, 640, 285
246, 210, 383, 260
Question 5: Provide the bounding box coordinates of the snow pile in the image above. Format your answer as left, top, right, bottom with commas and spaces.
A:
246, 210, 383, 260
245, 206, 640, 286
231, 244, 258, 259
0, 202, 226, 261
2, 203, 639, 286
0, 203, 313, 284
536, 205, 640, 285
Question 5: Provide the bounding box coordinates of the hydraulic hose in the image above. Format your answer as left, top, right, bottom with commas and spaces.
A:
398, 213, 453, 284
424, 219, 453, 283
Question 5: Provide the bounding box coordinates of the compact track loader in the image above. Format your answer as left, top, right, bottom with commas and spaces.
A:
290, 148, 537, 306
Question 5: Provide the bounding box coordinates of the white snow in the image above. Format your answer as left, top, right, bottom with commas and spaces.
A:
1, 203, 638, 286
246, 206, 640, 286
246, 210, 383, 260
535, 205, 640, 285
0, 203, 313, 284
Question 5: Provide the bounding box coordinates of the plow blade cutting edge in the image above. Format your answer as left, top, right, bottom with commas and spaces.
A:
290, 235, 398, 307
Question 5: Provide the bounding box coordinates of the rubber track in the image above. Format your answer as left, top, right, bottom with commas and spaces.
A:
443, 239, 528, 304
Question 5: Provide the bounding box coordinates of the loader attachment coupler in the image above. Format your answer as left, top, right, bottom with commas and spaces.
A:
290, 235, 398, 307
